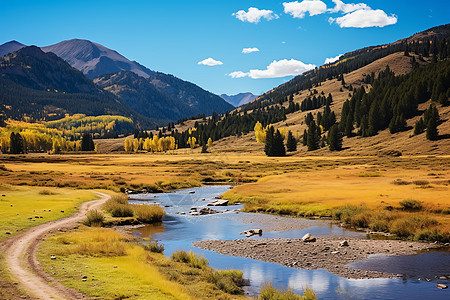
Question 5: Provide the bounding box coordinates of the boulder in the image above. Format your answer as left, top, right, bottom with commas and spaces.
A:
207, 199, 229, 206
339, 240, 349, 247
240, 229, 263, 237
301, 233, 316, 242
436, 284, 448, 289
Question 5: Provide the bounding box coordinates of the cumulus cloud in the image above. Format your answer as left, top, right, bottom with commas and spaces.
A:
198, 58, 223, 66
329, 0, 369, 13
233, 7, 278, 23
324, 54, 343, 64
242, 47, 260, 54
330, 9, 397, 28
229, 59, 316, 79
283, 1, 328, 18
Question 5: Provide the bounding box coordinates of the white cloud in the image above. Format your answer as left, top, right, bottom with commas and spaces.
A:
330, 9, 397, 28
229, 59, 316, 79
329, 0, 369, 13
283, 1, 328, 19
198, 58, 223, 66
233, 7, 278, 23
324, 54, 343, 64
242, 47, 260, 54
229, 71, 250, 78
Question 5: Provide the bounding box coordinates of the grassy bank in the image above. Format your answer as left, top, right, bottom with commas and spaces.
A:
222, 165, 450, 242
0, 185, 96, 241
37, 227, 248, 299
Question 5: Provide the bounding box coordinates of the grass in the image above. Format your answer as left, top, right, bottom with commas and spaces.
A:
144, 241, 165, 253
0, 185, 96, 241
83, 210, 105, 227
171, 250, 209, 269
103, 193, 165, 224
259, 283, 317, 300
38, 227, 247, 299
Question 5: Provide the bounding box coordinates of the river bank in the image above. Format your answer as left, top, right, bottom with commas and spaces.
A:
194, 237, 444, 280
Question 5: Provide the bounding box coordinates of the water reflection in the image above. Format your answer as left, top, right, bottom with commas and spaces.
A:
129, 186, 449, 299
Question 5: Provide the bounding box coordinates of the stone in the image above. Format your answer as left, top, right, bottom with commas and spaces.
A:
339, 240, 349, 247
207, 199, 229, 206
436, 284, 448, 289
50, 255, 56, 260
240, 229, 263, 237
301, 233, 316, 243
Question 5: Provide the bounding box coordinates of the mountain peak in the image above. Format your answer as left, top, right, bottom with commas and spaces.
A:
0, 40, 26, 57
41, 39, 154, 79
220, 92, 258, 107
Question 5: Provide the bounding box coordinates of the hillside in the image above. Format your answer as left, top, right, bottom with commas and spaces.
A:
0, 40, 25, 57
151, 24, 450, 156
0, 46, 147, 124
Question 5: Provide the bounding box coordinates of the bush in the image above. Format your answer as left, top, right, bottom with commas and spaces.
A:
132, 204, 165, 223
83, 210, 104, 227
333, 204, 368, 224
399, 199, 423, 211
103, 194, 134, 217
259, 284, 317, 300
144, 241, 164, 253
206, 269, 245, 294
414, 228, 449, 242
391, 215, 438, 238
171, 250, 208, 269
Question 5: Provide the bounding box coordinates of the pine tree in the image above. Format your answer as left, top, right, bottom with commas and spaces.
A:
270, 130, 286, 157
345, 116, 354, 137
328, 124, 343, 151
264, 126, 275, 156
81, 133, 94, 151
307, 121, 319, 151
426, 116, 439, 140
9, 132, 24, 154
413, 118, 425, 135
286, 130, 297, 152
302, 129, 308, 146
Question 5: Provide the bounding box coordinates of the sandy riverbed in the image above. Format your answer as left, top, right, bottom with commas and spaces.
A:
194, 237, 442, 279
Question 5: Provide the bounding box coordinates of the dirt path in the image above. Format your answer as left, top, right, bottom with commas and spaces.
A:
0, 191, 110, 300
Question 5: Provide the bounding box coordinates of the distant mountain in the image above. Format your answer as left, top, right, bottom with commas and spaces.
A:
0, 46, 149, 124
40, 39, 233, 119
94, 71, 195, 122
148, 72, 233, 116
0, 40, 25, 57
220, 92, 258, 107
41, 39, 154, 79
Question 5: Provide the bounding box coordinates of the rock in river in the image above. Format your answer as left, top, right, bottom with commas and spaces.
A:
302, 233, 316, 242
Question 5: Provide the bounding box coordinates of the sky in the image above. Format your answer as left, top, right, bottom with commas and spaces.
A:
1, 0, 449, 96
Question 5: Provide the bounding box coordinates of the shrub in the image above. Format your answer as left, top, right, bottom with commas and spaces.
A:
414, 228, 448, 242
412, 180, 430, 186
171, 250, 208, 269
333, 204, 368, 224
144, 241, 164, 253
206, 269, 245, 294
391, 215, 438, 238
399, 199, 423, 211
368, 211, 396, 232
83, 210, 104, 227
132, 204, 165, 223
259, 283, 317, 300
38, 189, 57, 195
103, 194, 134, 217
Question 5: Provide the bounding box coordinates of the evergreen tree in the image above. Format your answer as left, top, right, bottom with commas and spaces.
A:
201, 144, 208, 153
9, 132, 24, 154
270, 129, 286, 157
426, 116, 439, 140
286, 130, 297, 152
413, 118, 425, 135
302, 129, 308, 146
264, 126, 275, 156
327, 124, 343, 151
307, 121, 320, 151
345, 116, 354, 137
81, 133, 95, 151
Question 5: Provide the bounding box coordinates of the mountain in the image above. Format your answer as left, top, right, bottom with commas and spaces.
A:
148, 72, 233, 116
94, 71, 195, 122
41, 39, 154, 79
0, 46, 149, 124
40, 39, 233, 119
220, 93, 258, 107
0, 40, 25, 57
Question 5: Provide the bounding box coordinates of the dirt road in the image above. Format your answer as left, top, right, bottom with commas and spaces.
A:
1, 192, 110, 300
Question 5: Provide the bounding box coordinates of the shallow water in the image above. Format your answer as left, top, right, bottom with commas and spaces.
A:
130, 186, 450, 299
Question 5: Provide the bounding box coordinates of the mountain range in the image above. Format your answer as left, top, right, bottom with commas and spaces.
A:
0, 39, 233, 126
220, 92, 258, 107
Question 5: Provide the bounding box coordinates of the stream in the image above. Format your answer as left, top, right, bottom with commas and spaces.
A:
129, 185, 449, 299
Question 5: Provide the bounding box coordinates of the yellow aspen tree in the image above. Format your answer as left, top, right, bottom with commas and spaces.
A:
133, 138, 139, 153
124, 138, 133, 152
207, 137, 213, 148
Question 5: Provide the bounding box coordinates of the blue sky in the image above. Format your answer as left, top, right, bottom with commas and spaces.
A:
1, 0, 449, 95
